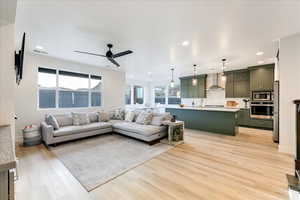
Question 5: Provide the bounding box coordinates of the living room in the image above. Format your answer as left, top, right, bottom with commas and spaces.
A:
1, 0, 300, 199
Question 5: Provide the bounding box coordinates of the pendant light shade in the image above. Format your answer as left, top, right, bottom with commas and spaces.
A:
192, 64, 197, 86
221, 59, 227, 82
170, 68, 175, 88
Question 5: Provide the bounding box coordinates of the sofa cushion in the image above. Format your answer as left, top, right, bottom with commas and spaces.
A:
72, 112, 90, 126
112, 122, 166, 136
53, 122, 112, 137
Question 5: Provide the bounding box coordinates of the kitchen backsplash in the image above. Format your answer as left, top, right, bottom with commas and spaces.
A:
181, 89, 248, 108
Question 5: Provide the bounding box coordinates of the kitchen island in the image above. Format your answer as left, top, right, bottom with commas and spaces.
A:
165, 107, 239, 136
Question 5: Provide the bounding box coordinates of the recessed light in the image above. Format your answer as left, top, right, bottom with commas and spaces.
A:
147, 72, 152, 75
182, 41, 189, 46
258, 60, 265, 64
35, 45, 44, 50
256, 51, 264, 56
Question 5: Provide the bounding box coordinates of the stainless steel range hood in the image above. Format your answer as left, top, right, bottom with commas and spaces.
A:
208, 73, 224, 90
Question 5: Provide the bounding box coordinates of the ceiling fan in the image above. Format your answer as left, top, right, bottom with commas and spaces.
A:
74, 44, 133, 67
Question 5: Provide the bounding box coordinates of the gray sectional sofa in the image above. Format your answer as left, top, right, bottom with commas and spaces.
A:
41, 111, 171, 146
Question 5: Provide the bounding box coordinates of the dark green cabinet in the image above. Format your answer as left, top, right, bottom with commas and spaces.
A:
180, 75, 207, 98
237, 108, 273, 130
249, 64, 274, 91
225, 72, 235, 98
225, 70, 250, 98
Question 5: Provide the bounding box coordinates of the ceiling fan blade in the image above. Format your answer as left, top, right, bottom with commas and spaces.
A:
74, 50, 106, 57
113, 50, 133, 58
107, 57, 120, 67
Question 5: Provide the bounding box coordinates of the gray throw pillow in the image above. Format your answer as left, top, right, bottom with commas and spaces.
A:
98, 111, 110, 122
72, 112, 90, 126
53, 114, 73, 127
88, 112, 99, 123
135, 112, 153, 125
46, 114, 60, 130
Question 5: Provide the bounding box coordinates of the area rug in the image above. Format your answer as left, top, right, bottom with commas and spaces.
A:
51, 134, 172, 192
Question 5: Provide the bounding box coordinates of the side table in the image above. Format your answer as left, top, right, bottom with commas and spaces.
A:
161, 120, 184, 146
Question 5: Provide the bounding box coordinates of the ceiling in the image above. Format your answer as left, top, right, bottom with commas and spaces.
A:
16, 0, 300, 82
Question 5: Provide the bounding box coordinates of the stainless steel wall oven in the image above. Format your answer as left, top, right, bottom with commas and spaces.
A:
250, 101, 273, 119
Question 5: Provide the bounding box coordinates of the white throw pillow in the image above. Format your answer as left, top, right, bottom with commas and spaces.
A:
125, 111, 135, 122
72, 112, 90, 126
135, 112, 153, 125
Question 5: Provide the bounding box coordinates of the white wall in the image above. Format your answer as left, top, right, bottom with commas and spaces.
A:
15, 54, 125, 141
279, 33, 300, 155
0, 0, 17, 143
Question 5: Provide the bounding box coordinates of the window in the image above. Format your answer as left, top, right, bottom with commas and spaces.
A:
38, 67, 102, 109
154, 86, 166, 104
38, 68, 57, 108
133, 85, 144, 104
125, 85, 131, 105
168, 84, 181, 104
90, 75, 102, 107
58, 71, 89, 108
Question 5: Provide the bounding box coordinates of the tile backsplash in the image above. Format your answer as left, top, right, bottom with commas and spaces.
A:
181, 89, 248, 108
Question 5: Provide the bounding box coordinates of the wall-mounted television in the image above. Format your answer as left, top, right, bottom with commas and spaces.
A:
15, 32, 26, 85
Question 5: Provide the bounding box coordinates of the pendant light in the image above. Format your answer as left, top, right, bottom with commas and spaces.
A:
221, 59, 227, 82
170, 68, 175, 88
192, 64, 197, 86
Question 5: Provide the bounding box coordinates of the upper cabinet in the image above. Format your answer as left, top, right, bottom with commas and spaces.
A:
180, 75, 207, 98
225, 69, 250, 98
249, 64, 275, 91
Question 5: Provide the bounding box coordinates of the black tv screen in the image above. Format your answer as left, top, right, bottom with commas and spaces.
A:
15, 32, 26, 85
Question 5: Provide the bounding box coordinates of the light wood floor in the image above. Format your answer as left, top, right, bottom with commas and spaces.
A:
15, 127, 293, 200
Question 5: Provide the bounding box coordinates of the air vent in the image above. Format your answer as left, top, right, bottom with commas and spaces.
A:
33, 49, 48, 54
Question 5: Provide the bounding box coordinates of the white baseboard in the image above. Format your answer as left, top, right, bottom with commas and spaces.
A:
279, 144, 294, 156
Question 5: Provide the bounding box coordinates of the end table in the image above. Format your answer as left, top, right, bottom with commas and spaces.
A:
161, 120, 184, 146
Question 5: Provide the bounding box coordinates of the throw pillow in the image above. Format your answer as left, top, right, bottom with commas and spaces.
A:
135, 112, 153, 125
88, 112, 99, 123
110, 109, 125, 120
133, 109, 143, 121
46, 114, 60, 130
124, 111, 135, 122
98, 111, 110, 122
72, 112, 90, 126
150, 114, 165, 126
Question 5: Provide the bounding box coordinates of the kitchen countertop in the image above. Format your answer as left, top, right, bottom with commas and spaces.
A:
0, 125, 16, 172
167, 106, 240, 112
